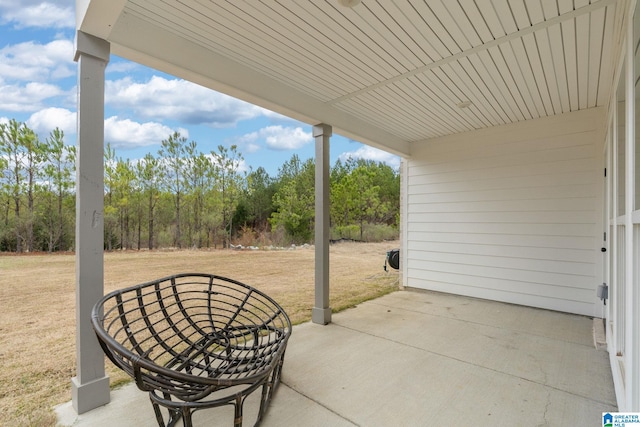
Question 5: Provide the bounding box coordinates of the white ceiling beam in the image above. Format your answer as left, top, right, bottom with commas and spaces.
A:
329, 0, 618, 105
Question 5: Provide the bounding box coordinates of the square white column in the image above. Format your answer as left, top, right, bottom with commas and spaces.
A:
312, 124, 332, 325
72, 30, 110, 414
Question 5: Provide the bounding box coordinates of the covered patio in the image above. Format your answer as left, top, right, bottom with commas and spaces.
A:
57, 290, 616, 426
71, 0, 640, 418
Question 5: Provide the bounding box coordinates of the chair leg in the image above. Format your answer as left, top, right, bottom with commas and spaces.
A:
166, 407, 184, 427
150, 392, 183, 427
234, 395, 244, 427
181, 407, 194, 427
256, 380, 271, 425
151, 400, 167, 427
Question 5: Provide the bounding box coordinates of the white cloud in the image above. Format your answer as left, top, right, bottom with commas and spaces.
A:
263, 126, 312, 150
105, 76, 265, 127
236, 125, 312, 151
0, 82, 64, 112
104, 116, 188, 149
245, 143, 261, 154
26, 107, 76, 136
205, 152, 250, 174
0, 1, 74, 29
339, 145, 400, 170
0, 39, 75, 82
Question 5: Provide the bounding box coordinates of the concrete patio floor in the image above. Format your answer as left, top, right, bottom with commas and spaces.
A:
56, 290, 617, 427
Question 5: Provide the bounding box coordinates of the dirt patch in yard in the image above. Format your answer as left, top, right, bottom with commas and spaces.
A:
0, 241, 399, 426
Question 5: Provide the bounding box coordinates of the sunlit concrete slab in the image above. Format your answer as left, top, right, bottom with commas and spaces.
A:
56, 290, 616, 427
55, 379, 353, 427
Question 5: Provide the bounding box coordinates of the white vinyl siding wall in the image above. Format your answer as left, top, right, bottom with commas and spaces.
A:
405, 108, 605, 317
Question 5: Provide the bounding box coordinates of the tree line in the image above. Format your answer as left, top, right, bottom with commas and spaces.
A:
0, 119, 399, 253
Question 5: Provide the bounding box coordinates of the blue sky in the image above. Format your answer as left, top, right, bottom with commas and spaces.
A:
0, 1, 399, 177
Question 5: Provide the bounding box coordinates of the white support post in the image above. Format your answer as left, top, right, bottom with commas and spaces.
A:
625, 9, 638, 410
400, 158, 408, 289
72, 31, 110, 414
312, 124, 332, 325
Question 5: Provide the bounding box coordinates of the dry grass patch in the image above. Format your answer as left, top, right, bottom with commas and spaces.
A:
0, 241, 399, 426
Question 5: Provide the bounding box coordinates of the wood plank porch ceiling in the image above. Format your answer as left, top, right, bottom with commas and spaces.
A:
91, 0, 622, 154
